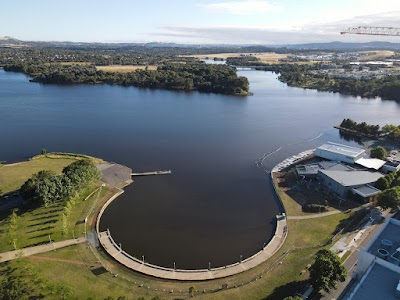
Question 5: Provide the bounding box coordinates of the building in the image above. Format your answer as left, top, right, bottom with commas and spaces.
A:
347, 218, 400, 300
316, 142, 366, 164
318, 169, 384, 198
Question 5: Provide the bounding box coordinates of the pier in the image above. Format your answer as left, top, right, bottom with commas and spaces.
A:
131, 170, 172, 176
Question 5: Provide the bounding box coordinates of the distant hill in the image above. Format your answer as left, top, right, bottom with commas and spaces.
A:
1, 36, 400, 51
0, 36, 26, 47
284, 41, 400, 51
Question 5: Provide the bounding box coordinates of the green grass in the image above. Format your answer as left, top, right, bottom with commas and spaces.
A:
0, 183, 116, 252
0, 157, 76, 195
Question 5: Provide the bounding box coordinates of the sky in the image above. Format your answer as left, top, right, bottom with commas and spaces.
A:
1, 0, 400, 44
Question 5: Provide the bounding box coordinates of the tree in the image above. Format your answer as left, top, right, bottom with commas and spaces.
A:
283, 297, 302, 300
41, 148, 47, 155
309, 249, 347, 293
370, 146, 387, 160
377, 187, 400, 209
375, 177, 390, 190
0, 277, 29, 300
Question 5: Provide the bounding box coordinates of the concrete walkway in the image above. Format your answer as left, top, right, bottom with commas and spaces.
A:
0, 237, 85, 263
287, 209, 341, 220
98, 217, 288, 280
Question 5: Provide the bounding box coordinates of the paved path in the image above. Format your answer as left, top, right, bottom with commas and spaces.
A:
0, 237, 85, 263
287, 210, 341, 220
98, 218, 288, 281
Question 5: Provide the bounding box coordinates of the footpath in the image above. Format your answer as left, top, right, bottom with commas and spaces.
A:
0, 237, 85, 263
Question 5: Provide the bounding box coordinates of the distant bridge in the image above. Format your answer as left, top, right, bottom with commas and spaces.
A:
131, 170, 171, 176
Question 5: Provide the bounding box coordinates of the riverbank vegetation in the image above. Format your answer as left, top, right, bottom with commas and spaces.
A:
338, 118, 400, 143
4, 62, 250, 95
256, 63, 400, 101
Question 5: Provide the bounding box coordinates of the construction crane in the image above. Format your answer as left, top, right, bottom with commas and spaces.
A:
341, 26, 400, 37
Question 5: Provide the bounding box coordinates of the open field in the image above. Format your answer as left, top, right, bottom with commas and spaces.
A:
187, 52, 288, 64
96, 65, 157, 73
0, 157, 76, 195
359, 50, 395, 61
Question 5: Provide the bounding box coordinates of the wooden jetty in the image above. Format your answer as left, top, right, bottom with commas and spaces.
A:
131, 170, 171, 176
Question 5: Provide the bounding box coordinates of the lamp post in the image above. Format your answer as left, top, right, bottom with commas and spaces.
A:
142, 255, 145, 264
240, 255, 242, 264
173, 262, 176, 271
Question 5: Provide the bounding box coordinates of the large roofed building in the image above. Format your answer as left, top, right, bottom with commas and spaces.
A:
318, 169, 384, 198
316, 142, 366, 164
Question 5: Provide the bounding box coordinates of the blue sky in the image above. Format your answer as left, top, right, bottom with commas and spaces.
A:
2, 0, 400, 44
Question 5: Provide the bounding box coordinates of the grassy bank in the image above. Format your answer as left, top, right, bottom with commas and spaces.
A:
0, 157, 77, 195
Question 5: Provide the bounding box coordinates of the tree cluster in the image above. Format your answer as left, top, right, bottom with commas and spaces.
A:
370, 146, 387, 160
309, 249, 347, 293
378, 186, 400, 209
376, 171, 400, 190
339, 119, 400, 143
5, 62, 250, 95
20, 160, 101, 207
256, 63, 400, 101
339, 119, 380, 137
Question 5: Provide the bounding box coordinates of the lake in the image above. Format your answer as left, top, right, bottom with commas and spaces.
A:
1, 69, 399, 269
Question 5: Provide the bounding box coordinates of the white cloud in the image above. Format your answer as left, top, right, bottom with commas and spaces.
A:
155, 10, 400, 44
199, 0, 281, 15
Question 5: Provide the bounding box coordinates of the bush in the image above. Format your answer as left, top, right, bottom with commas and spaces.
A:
302, 203, 327, 213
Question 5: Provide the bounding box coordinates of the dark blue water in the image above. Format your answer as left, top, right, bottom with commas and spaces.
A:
1, 69, 400, 269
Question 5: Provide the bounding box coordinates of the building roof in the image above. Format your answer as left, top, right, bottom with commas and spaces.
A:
352, 185, 381, 198
296, 164, 320, 176
319, 169, 384, 187
317, 142, 365, 158
355, 157, 386, 170
349, 263, 400, 300
367, 219, 400, 264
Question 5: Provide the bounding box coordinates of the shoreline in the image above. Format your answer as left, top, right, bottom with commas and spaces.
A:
95, 164, 290, 281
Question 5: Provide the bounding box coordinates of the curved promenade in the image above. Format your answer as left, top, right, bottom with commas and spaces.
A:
95, 160, 292, 280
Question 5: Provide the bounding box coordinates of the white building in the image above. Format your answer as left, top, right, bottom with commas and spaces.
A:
316, 142, 366, 164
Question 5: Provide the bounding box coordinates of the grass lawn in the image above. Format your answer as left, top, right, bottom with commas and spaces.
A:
0, 183, 114, 252
0, 157, 76, 195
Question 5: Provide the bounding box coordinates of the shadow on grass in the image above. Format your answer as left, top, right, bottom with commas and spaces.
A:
27, 219, 58, 227
26, 226, 55, 233
32, 208, 63, 216
26, 241, 50, 248
28, 232, 55, 240
29, 214, 60, 222
264, 280, 309, 300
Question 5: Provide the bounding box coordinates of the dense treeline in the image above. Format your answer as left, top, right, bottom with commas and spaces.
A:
0, 47, 320, 67
4, 62, 250, 95
252, 63, 400, 101
226, 56, 266, 66
339, 119, 380, 136
20, 160, 101, 207
339, 118, 400, 143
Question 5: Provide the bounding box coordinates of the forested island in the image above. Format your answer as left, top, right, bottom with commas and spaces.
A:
4, 62, 250, 96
